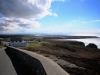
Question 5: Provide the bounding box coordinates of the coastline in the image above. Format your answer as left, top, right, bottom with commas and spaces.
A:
45, 38, 100, 49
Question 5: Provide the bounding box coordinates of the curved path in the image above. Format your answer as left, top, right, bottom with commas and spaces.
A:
0, 46, 70, 75
0, 47, 24, 75
13, 47, 70, 75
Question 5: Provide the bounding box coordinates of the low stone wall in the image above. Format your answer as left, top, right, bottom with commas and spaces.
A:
5, 46, 47, 75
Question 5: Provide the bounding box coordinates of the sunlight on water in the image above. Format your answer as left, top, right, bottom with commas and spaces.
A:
66, 38, 100, 49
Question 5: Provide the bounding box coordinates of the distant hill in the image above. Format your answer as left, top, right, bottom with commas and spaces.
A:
0, 34, 35, 38
43, 36, 99, 40
0, 34, 99, 39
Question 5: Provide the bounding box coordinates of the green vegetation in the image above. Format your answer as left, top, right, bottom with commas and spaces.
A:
29, 41, 46, 47
19, 41, 46, 51
29, 42, 40, 47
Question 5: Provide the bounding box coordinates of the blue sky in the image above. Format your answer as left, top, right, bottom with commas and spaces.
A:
0, 0, 100, 36
37, 0, 100, 35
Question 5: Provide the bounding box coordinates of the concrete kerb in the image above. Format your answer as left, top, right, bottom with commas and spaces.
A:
7, 46, 70, 75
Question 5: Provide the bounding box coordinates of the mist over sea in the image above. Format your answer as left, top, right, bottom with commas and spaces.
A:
57, 38, 100, 49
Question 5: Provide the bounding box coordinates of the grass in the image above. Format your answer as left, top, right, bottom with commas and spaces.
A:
29, 42, 40, 47
29, 41, 46, 47
19, 41, 47, 51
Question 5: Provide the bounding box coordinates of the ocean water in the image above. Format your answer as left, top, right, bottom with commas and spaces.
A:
59, 38, 100, 49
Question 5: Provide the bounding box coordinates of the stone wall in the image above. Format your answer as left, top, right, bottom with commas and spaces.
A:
5, 46, 47, 75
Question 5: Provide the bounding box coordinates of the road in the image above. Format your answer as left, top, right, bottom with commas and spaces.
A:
0, 47, 23, 75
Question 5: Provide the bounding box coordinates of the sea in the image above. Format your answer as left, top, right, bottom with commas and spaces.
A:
52, 38, 100, 49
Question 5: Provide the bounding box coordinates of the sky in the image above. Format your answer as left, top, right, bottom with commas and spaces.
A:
0, 0, 100, 36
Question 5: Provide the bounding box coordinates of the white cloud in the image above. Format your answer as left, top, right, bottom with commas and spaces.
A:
0, 0, 55, 19
72, 29, 100, 33
0, 17, 40, 32
0, 0, 64, 33
92, 20, 100, 22
52, 0, 66, 2
53, 13, 58, 17
69, 29, 100, 37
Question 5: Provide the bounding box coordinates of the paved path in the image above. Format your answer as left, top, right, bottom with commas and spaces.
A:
0, 47, 23, 75
13, 47, 70, 75
0, 45, 70, 75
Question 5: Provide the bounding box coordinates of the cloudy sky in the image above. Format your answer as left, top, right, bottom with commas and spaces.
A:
0, 0, 100, 36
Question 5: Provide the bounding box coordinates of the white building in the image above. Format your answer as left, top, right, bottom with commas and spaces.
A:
10, 41, 28, 46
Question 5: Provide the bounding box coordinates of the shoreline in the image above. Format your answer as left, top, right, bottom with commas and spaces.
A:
44, 38, 100, 49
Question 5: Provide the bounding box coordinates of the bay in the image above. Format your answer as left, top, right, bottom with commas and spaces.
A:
52, 38, 100, 49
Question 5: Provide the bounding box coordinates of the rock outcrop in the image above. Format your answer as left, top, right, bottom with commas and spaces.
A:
67, 41, 85, 46
86, 43, 98, 49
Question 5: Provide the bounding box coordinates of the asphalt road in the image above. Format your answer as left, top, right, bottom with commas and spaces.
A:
0, 47, 23, 75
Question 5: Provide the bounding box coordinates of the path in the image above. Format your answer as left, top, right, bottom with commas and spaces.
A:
12, 47, 70, 75
0, 47, 23, 75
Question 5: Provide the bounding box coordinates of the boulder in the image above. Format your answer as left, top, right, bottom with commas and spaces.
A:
86, 43, 98, 49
